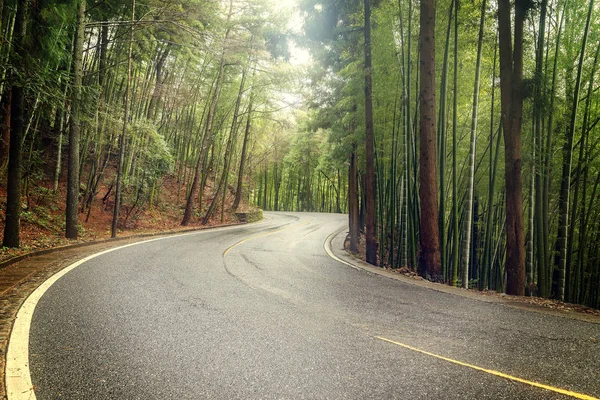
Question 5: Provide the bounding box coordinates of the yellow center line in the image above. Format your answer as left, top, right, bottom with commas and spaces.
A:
223, 220, 311, 256
375, 336, 598, 400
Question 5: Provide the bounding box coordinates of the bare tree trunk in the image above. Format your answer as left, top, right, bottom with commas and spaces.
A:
111, 0, 135, 238
80, 24, 109, 211
438, 0, 454, 279
305, 153, 311, 211
273, 161, 280, 211
497, 0, 527, 296
349, 146, 359, 253
147, 44, 171, 121
66, 0, 86, 239
364, 0, 377, 265
544, 0, 566, 298
263, 164, 268, 210
0, 88, 10, 168
533, 0, 548, 298
419, 0, 442, 280
2, 0, 29, 248
53, 79, 71, 192
461, 0, 485, 288
232, 99, 252, 211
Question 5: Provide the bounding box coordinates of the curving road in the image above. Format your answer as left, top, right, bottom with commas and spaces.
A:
18, 212, 600, 399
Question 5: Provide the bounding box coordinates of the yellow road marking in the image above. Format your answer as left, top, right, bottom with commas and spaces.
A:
223, 220, 311, 256
375, 336, 598, 400
6, 224, 254, 400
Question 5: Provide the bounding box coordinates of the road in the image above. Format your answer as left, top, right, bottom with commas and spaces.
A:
18, 212, 600, 399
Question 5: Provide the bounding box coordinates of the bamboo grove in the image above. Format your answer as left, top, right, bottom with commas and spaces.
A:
0, 0, 297, 243
252, 0, 600, 309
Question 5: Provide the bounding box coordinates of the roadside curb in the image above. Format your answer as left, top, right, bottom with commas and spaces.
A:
0, 221, 248, 271
325, 228, 600, 325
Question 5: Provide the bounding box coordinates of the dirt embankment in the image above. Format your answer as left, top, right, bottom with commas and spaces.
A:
0, 169, 259, 263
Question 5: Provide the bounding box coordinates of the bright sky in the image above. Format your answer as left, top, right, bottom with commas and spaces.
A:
273, 0, 312, 66
289, 40, 311, 66
263, 0, 312, 120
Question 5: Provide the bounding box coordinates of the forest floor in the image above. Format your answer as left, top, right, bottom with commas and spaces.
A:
0, 168, 259, 264
345, 234, 600, 318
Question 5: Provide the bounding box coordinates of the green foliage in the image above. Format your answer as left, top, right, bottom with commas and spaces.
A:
7, 0, 600, 307
126, 122, 173, 191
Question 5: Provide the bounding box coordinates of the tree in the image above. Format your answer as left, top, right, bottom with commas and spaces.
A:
461, 0, 486, 288
348, 145, 359, 253
497, 0, 527, 295
364, 0, 377, 265
418, 0, 442, 280
202, 61, 249, 224
232, 98, 253, 211
181, 0, 232, 226
2, 0, 31, 248
112, 0, 136, 238
66, 0, 86, 239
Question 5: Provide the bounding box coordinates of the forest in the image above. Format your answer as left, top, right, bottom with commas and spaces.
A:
1, 0, 600, 310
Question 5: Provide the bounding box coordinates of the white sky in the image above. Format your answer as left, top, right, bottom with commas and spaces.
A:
263, 0, 312, 123
273, 0, 312, 66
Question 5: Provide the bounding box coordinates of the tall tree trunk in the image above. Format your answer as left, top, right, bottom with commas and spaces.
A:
111, 0, 135, 238
364, 0, 377, 265
202, 62, 248, 224
182, 0, 232, 225
0, 0, 4, 43
419, 0, 442, 280
438, 0, 454, 279
0, 88, 10, 168
232, 98, 252, 211
451, 0, 459, 286
497, 0, 527, 296
66, 0, 86, 239
543, 0, 566, 297
482, 39, 499, 291
53, 87, 70, 192
263, 164, 268, 210
81, 23, 109, 212
273, 161, 280, 212
349, 146, 359, 253
147, 44, 171, 121
305, 154, 311, 211
461, 0, 485, 288
2, 0, 29, 248
533, 0, 548, 297
555, 0, 594, 301
397, 0, 411, 269
336, 168, 341, 214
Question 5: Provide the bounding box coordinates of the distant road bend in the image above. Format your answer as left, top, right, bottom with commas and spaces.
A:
8, 212, 600, 399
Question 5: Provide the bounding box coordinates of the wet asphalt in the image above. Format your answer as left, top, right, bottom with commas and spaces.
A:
28, 212, 600, 399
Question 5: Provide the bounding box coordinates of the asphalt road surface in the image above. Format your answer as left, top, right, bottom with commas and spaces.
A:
26, 212, 600, 399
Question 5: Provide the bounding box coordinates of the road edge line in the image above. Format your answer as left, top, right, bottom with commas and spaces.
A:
4, 223, 259, 400
323, 227, 362, 271
323, 228, 600, 325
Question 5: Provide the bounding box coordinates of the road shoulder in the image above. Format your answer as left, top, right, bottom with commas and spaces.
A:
326, 228, 600, 325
